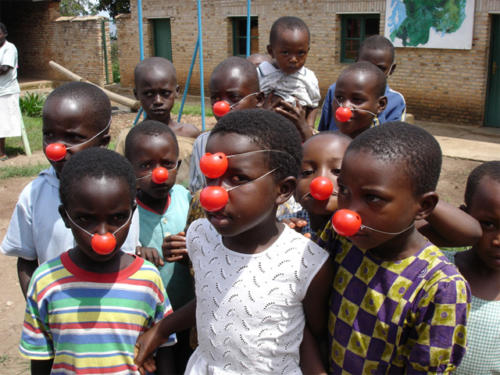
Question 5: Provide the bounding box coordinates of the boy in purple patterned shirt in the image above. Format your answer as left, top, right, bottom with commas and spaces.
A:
318, 122, 470, 374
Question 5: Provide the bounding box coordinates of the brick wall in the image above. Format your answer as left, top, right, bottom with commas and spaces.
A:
1, 1, 112, 86
116, 0, 498, 125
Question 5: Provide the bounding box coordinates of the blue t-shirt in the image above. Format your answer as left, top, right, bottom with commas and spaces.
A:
138, 184, 194, 310
318, 83, 406, 132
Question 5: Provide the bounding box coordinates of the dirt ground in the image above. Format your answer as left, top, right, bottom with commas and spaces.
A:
0, 112, 482, 373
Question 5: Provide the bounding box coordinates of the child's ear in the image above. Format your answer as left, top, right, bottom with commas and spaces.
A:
275, 176, 296, 205
175, 85, 180, 98
59, 205, 71, 229
376, 95, 388, 115
266, 44, 274, 58
255, 92, 266, 108
415, 192, 439, 221
388, 63, 396, 77
133, 88, 138, 100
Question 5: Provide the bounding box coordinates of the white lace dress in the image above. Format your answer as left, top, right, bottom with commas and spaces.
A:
185, 219, 329, 375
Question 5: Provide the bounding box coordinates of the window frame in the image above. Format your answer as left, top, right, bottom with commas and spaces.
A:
340, 14, 380, 63
231, 16, 258, 57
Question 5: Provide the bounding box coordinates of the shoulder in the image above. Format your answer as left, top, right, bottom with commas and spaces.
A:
177, 122, 201, 138
171, 184, 191, 201
257, 61, 279, 77
281, 225, 329, 260
18, 168, 57, 204
385, 85, 406, 104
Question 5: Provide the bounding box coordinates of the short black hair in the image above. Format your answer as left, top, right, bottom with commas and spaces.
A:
465, 161, 500, 206
60, 148, 136, 208
358, 35, 395, 63
346, 122, 442, 196
210, 56, 260, 92
44, 82, 111, 131
0, 22, 7, 34
209, 108, 302, 181
339, 61, 387, 98
134, 57, 176, 86
125, 119, 179, 161
269, 16, 310, 46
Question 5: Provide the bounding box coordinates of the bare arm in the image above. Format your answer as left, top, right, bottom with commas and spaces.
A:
300, 325, 328, 375
416, 200, 482, 247
135, 299, 196, 373
18, 258, 38, 299
31, 359, 53, 375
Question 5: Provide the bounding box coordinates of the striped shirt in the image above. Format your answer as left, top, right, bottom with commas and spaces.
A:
19, 252, 176, 374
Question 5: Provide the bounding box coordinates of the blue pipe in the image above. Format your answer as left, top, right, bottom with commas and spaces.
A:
137, 0, 144, 60
246, 0, 251, 57
197, 0, 206, 131
177, 39, 199, 123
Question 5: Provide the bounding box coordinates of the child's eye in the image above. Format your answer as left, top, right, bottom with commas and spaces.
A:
230, 175, 249, 184
281, 51, 289, 56
111, 213, 129, 223
161, 90, 173, 98
335, 96, 344, 104
300, 169, 314, 177
332, 168, 341, 176
140, 162, 153, 170
480, 221, 497, 231
365, 194, 383, 204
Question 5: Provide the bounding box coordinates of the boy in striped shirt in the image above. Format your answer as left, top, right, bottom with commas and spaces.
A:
19, 148, 176, 374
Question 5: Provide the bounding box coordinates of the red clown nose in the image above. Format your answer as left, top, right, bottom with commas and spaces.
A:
152, 167, 169, 184
309, 177, 334, 200
332, 209, 362, 237
91, 232, 117, 255
200, 186, 229, 212
212, 101, 231, 117
335, 107, 352, 122
45, 143, 67, 162
200, 152, 228, 179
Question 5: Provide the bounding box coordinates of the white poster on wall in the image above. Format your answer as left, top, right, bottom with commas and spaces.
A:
384, 0, 475, 49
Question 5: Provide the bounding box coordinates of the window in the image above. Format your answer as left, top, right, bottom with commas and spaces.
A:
232, 17, 258, 57
341, 14, 380, 63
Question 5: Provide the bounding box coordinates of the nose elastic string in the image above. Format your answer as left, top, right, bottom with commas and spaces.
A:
360, 223, 414, 235
223, 168, 278, 192
136, 164, 179, 181
44, 118, 111, 150
229, 92, 259, 109
334, 99, 377, 117
64, 209, 132, 239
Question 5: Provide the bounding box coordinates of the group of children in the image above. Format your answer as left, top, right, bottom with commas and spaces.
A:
0, 14, 498, 375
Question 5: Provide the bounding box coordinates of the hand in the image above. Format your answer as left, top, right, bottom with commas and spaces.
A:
272, 98, 312, 142
162, 232, 189, 264
282, 217, 311, 238
135, 326, 161, 375
135, 246, 164, 267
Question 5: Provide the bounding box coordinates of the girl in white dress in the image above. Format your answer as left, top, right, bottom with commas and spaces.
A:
135, 109, 331, 374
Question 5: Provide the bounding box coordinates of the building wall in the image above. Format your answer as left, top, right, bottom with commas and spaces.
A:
1, 1, 112, 86
116, 0, 499, 125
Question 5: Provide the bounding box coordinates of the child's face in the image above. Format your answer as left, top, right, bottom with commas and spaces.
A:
334, 70, 386, 138
296, 135, 349, 216
359, 49, 395, 78
209, 68, 261, 120
467, 176, 500, 270
267, 28, 309, 75
43, 98, 110, 175
134, 67, 179, 124
61, 176, 133, 262
337, 149, 422, 250
129, 133, 178, 201
204, 133, 282, 238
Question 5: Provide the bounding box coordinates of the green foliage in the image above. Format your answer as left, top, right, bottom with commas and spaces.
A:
96, 0, 130, 19
19, 93, 45, 118
111, 41, 120, 83
59, 0, 97, 16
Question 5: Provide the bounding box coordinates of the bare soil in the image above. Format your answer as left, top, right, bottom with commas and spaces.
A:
0, 112, 482, 373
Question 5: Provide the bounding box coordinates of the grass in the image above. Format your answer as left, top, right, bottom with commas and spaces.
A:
0, 163, 49, 179
5, 116, 43, 156
171, 102, 214, 117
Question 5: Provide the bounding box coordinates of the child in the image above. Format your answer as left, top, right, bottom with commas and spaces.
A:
318, 122, 470, 374
0, 82, 139, 297
319, 35, 406, 131
330, 61, 388, 139
115, 57, 199, 184
124, 119, 194, 373
19, 148, 176, 374
445, 161, 500, 374
135, 109, 332, 374
258, 16, 320, 128
188, 56, 265, 193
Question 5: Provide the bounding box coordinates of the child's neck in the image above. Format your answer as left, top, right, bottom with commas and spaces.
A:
458, 249, 500, 301
137, 190, 170, 214
369, 227, 428, 261
222, 214, 284, 255
69, 248, 134, 274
